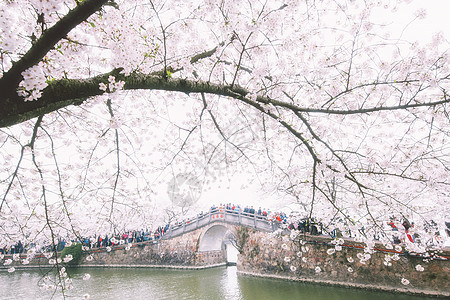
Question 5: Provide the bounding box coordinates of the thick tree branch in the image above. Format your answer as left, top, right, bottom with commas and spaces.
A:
2, 67, 449, 128
0, 69, 247, 127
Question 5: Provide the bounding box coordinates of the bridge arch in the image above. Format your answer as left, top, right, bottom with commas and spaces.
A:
198, 223, 235, 252
196, 222, 240, 265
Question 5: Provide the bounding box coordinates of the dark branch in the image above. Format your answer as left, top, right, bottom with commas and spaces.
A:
1, 68, 449, 128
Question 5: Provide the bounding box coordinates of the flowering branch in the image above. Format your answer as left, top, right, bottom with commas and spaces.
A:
0, 0, 109, 95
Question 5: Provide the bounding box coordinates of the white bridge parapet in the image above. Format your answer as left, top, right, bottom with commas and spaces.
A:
162, 208, 280, 240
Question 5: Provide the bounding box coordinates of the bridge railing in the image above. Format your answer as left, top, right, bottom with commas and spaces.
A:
162, 208, 282, 240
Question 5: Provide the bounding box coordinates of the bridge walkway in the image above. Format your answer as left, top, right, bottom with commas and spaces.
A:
162, 208, 281, 240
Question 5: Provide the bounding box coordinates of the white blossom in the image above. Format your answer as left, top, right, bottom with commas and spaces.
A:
63, 254, 73, 263
414, 8, 427, 19
99, 82, 108, 91
3, 259, 12, 266
46, 284, 55, 291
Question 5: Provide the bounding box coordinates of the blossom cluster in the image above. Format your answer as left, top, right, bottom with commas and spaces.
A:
17, 63, 48, 101
99, 76, 125, 94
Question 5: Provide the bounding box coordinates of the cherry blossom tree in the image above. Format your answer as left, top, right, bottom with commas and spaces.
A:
0, 0, 449, 271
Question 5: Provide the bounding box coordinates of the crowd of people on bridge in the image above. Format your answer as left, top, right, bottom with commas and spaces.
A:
210, 203, 324, 236
211, 203, 289, 223
169, 203, 287, 231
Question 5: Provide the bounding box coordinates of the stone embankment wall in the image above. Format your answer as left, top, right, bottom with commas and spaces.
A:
1, 225, 227, 270
237, 228, 450, 297
3, 223, 448, 297
81, 232, 225, 268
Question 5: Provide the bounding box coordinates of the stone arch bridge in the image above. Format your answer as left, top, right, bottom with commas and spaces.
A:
159, 208, 280, 266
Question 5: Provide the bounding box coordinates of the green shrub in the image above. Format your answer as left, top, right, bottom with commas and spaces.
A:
60, 243, 82, 266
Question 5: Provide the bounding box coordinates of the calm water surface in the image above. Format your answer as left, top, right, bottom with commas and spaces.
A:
0, 266, 436, 300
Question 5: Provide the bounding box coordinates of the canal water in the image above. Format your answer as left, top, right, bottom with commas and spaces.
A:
0, 266, 436, 300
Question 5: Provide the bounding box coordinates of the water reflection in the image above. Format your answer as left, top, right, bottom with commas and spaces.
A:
0, 266, 437, 300
237, 273, 432, 300
221, 266, 243, 300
